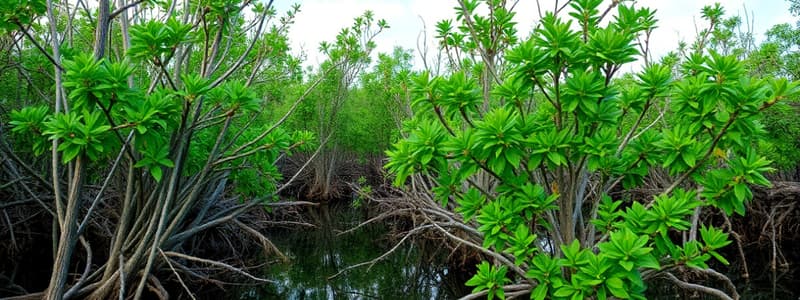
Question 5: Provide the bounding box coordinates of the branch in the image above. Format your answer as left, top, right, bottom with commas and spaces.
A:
227, 64, 334, 156
169, 133, 331, 242
663, 111, 739, 196
429, 220, 528, 280
327, 224, 434, 280
63, 237, 93, 299
335, 208, 416, 236
455, 0, 500, 84
159, 249, 197, 300
109, 0, 147, 19
0, 198, 34, 209
663, 272, 733, 300
617, 99, 652, 154
458, 284, 532, 300
233, 219, 287, 262
119, 254, 126, 300
208, 0, 274, 88
77, 131, 134, 235
597, 0, 621, 24
162, 251, 274, 283
13, 21, 63, 71
696, 268, 740, 300
144, 274, 169, 300
93, 0, 111, 59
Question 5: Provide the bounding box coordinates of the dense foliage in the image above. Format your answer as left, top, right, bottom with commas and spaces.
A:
1, 1, 319, 299
386, 0, 797, 299
1, 0, 800, 299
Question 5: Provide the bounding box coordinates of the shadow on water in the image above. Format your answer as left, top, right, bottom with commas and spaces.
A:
238, 203, 469, 300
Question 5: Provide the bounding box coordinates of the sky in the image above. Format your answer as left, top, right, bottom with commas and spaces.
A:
272, 0, 796, 71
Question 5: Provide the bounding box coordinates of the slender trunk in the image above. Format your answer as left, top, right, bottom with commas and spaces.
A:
45, 0, 65, 231
94, 0, 110, 59
44, 1, 68, 298
118, 0, 134, 87
94, 159, 136, 299
323, 144, 338, 199
45, 157, 84, 300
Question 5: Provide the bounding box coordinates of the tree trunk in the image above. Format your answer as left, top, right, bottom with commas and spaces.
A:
93, 0, 110, 59
44, 158, 84, 300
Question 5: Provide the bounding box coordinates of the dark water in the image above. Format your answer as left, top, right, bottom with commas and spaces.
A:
237, 203, 797, 300
238, 204, 468, 300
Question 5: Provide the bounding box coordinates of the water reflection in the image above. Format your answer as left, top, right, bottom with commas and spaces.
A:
240, 203, 799, 300
240, 204, 466, 300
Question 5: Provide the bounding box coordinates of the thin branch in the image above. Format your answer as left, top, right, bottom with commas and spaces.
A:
77, 131, 134, 235
617, 99, 652, 154
458, 284, 532, 300
429, 220, 528, 280
455, 0, 500, 84
336, 208, 416, 236
233, 219, 287, 262
597, 0, 621, 24
328, 224, 433, 280
662, 111, 739, 196
159, 249, 197, 300
162, 251, 274, 283
13, 22, 63, 71
697, 268, 740, 300
209, 0, 274, 88
109, 0, 147, 19
227, 65, 334, 156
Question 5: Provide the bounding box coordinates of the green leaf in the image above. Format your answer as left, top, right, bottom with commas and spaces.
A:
531, 284, 548, 300
606, 277, 629, 299
709, 250, 730, 265
682, 152, 696, 167
158, 158, 175, 168
150, 166, 163, 182
733, 183, 746, 201
636, 254, 660, 270
554, 286, 575, 297
61, 145, 81, 163
560, 240, 589, 267
597, 286, 608, 300
619, 259, 634, 271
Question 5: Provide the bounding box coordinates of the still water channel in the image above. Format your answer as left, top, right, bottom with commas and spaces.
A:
238, 203, 469, 299
237, 203, 797, 300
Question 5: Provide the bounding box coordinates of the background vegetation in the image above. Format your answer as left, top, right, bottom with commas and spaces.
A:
0, 0, 799, 299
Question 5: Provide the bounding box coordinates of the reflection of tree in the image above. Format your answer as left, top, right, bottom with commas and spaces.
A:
254, 204, 454, 299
